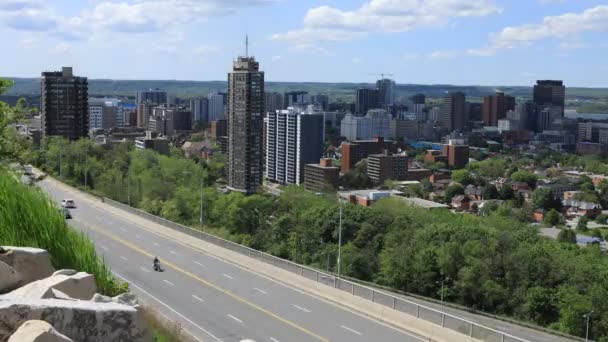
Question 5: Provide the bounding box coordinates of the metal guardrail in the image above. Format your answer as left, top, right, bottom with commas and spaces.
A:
103, 197, 530, 342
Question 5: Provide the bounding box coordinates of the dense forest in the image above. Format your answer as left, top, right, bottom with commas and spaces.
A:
18, 138, 607, 341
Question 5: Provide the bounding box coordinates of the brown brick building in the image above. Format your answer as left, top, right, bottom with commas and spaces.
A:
340, 137, 397, 174
482, 92, 515, 126
304, 158, 340, 192
367, 152, 408, 184
441, 141, 469, 169
211, 119, 228, 140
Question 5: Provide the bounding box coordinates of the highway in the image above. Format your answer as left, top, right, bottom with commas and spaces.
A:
39, 179, 428, 342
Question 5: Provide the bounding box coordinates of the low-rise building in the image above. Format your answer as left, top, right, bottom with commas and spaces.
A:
562, 199, 602, 218
338, 189, 403, 207
303, 158, 340, 193
396, 196, 448, 210
135, 132, 170, 155
451, 195, 473, 211
367, 152, 408, 184
405, 168, 432, 181
340, 137, 397, 174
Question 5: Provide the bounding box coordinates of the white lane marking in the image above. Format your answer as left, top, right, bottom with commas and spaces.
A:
253, 288, 268, 295
153, 242, 160, 247
140, 266, 151, 273
291, 304, 311, 313
192, 295, 205, 303
112, 272, 222, 342
221, 273, 234, 280
163, 279, 175, 286
270, 338, 279, 342
194, 261, 205, 267
341, 325, 362, 336
120, 256, 128, 261
169, 250, 178, 255
226, 314, 243, 324
100, 245, 108, 251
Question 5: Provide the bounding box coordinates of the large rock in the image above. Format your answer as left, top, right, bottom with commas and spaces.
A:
0, 246, 55, 289
8, 320, 73, 342
0, 260, 20, 294
0, 297, 150, 342
7, 272, 97, 300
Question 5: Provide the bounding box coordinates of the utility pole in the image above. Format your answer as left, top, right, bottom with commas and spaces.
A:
199, 179, 204, 226
584, 311, 593, 342
127, 175, 131, 206
436, 277, 450, 312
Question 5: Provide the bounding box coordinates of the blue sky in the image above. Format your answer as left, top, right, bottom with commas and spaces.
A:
1, 0, 607, 86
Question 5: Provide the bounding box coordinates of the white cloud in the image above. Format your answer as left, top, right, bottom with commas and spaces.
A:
429, 50, 460, 59
272, 0, 500, 48
49, 42, 71, 55
351, 57, 362, 64
468, 5, 608, 56
271, 55, 282, 61
194, 45, 220, 56
402, 52, 420, 60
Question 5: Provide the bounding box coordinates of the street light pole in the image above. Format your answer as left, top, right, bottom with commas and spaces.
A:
337, 199, 343, 279
199, 179, 204, 226
127, 175, 131, 206
584, 311, 593, 342
436, 276, 450, 312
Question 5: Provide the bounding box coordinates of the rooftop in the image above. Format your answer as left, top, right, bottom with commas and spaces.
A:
397, 196, 449, 209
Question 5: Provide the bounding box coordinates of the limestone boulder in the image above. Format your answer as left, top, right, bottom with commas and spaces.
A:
8, 320, 73, 342
0, 246, 55, 288
8, 272, 97, 300
0, 297, 150, 342
0, 260, 20, 294
52, 270, 77, 277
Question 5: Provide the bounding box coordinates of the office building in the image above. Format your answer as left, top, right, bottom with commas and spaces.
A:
284, 91, 309, 108
390, 118, 419, 140
135, 132, 169, 155
410, 94, 426, 105
533, 80, 565, 115
537, 106, 563, 133
136, 89, 167, 105
119, 102, 137, 127
88, 98, 118, 130
208, 92, 227, 122
40, 67, 89, 140
497, 119, 520, 132
211, 119, 228, 140
227, 56, 265, 194
441, 139, 469, 169
265, 92, 284, 113
340, 109, 391, 141
577, 121, 608, 143
137, 102, 155, 128
355, 88, 379, 115
310, 94, 329, 111
266, 108, 324, 185
148, 105, 192, 136
367, 152, 408, 184
482, 92, 515, 126
340, 137, 397, 174
440, 91, 466, 132
190, 97, 209, 123
376, 78, 395, 107
303, 158, 340, 192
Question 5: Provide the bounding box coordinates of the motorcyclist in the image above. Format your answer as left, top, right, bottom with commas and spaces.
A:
153, 256, 160, 271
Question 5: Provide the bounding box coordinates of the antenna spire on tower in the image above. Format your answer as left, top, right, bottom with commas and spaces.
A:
245, 35, 249, 58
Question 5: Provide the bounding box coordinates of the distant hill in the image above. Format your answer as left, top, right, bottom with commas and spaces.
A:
4, 77, 607, 101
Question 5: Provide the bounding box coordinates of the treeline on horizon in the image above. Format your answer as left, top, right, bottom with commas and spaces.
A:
18, 137, 608, 341
6, 77, 608, 100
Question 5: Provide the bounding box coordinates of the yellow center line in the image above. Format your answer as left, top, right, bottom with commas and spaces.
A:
85, 221, 330, 342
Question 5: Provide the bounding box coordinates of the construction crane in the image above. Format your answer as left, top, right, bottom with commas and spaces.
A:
369, 72, 395, 80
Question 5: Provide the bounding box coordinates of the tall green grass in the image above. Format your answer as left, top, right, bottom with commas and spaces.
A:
0, 170, 125, 296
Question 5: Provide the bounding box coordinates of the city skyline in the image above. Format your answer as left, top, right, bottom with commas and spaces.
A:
1, 0, 607, 87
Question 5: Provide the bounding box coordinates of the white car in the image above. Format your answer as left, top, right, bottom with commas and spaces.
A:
61, 199, 76, 208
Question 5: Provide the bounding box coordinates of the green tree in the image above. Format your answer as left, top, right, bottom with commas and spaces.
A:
590, 229, 603, 240
577, 217, 588, 231
483, 184, 498, 200
498, 185, 514, 200
544, 209, 560, 227
451, 169, 474, 186
532, 188, 561, 211
445, 184, 465, 202
510, 171, 538, 188
557, 229, 577, 244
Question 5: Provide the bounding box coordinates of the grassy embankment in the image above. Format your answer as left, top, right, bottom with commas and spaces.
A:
0, 170, 184, 341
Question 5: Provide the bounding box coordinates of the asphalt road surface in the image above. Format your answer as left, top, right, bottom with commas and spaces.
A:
39, 179, 430, 342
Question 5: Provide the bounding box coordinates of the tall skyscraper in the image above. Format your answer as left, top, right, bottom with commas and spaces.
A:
440, 91, 466, 132
284, 91, 309, 108
482, 92, 515, 126
41, 67, 89, 140
136, 89, 167, 105
533, 80, 565, 111
310, 94, 329, 111
227, 55, 264, 194
376, 78, 395, 107
266, 108, 324, 185
190, 97, 209, 123
355, 88, 379, 115
265, 92, 284, 113
208, 92, 227, 122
